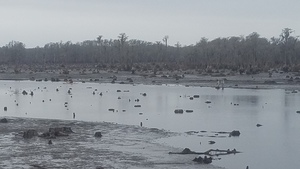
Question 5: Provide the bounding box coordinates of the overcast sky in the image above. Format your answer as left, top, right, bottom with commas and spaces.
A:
0, 0, 299, 48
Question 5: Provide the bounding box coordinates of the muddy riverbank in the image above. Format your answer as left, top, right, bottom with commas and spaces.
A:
0, 117, 222, 169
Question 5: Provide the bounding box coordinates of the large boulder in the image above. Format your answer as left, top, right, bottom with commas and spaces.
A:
0, 118, 8, 123
23, 129, 38, 138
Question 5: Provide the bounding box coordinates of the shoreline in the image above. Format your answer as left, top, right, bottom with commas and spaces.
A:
0, 117, 219, 169
1, 70, 300, 90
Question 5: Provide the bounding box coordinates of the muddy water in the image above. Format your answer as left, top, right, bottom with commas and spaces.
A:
1, 80, 300, 169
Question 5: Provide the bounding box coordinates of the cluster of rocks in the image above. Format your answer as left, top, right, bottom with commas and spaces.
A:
22, 127, 74, 139
193, 156, 213, 164
39, 127, 74, 139
21, 126, 102, 140
169, 147, 241, 165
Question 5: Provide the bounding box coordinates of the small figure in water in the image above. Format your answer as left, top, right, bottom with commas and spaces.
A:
140, 122, 143, 127
73, 112, 75, 119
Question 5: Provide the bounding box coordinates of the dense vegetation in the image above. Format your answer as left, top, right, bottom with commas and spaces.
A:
0, 28, 299, 73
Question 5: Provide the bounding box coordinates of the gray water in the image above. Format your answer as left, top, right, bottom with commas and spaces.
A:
1, 80, 300, 169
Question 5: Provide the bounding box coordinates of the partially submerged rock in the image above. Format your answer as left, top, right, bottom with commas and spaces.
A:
181, 148, 195, 154
205, 100, 211, 104
40, 127, 74, 138
0, 118, 8, 123
193, 95, 200, 98
22, 90, 28, 95
23, 129, 38, 138
229, 130, 240, 137
208, 141, 216, 144
94, 132, 102, 138
174, 109, 184, 114
193, 156, 213, 164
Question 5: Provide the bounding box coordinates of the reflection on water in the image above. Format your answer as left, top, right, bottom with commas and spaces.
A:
1, 80, 300, 169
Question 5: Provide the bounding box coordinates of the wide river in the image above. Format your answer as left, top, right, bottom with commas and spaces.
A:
1, 80, 300, 169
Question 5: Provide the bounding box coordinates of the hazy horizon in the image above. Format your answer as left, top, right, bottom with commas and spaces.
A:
0, 0, 299, 48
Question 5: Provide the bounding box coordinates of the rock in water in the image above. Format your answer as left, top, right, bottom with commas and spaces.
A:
22, 90, 28, 95
23, 129, 38, 138
42, 127, 73, 138
0, 118, 8, 123
94, 132, 102, 138
229, 130, 241, 137
203, 156, 213, 164
256, 124, 263, 127
174, 109, 184, 114
193, 156, 212, 164
193, 156, 203, 163
209, 141, 216, 144
205, 100, 211, 104
193, 95, 200, 98
181, 148, 193, 154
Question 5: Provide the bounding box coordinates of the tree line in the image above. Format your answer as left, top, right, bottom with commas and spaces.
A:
0, 28, 299, 72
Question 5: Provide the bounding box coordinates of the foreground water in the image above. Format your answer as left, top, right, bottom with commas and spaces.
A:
1, 80, 300, 169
